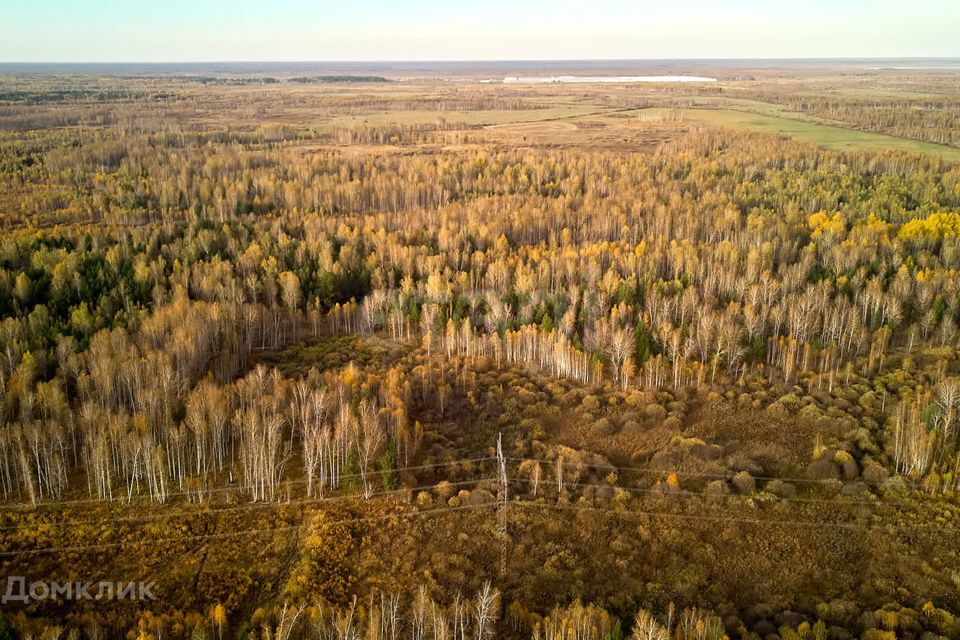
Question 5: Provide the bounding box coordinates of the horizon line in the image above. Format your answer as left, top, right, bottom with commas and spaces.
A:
3, 56, 960, 65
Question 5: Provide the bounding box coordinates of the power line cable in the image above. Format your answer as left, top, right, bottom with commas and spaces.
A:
0, 477, 497, 532
0, 501, 499, 558
0, 456, 496, 512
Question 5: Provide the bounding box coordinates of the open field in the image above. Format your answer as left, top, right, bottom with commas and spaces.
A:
318, 104, 616, 130
640, 106, 960, 161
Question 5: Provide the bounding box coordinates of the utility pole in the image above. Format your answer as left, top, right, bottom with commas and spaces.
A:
496, 432, 508, 577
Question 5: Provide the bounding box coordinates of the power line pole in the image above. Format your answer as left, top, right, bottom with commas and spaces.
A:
496, 432, 508, 577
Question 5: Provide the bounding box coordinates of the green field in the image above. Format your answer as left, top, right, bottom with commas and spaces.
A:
663, 107, 960, 162
320, 105, 612, 130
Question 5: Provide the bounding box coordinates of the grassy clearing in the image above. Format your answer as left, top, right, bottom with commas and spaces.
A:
642, 107, 960, 162
319, 105, 614, 130
248, 334, 412, 378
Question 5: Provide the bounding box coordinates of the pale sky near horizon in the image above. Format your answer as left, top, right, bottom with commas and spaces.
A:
1, 0, 958, 62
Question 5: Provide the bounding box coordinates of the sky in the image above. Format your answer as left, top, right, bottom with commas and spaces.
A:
1, 0, 958, 62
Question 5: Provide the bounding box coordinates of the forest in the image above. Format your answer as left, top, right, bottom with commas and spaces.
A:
1, 64, 960, 640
